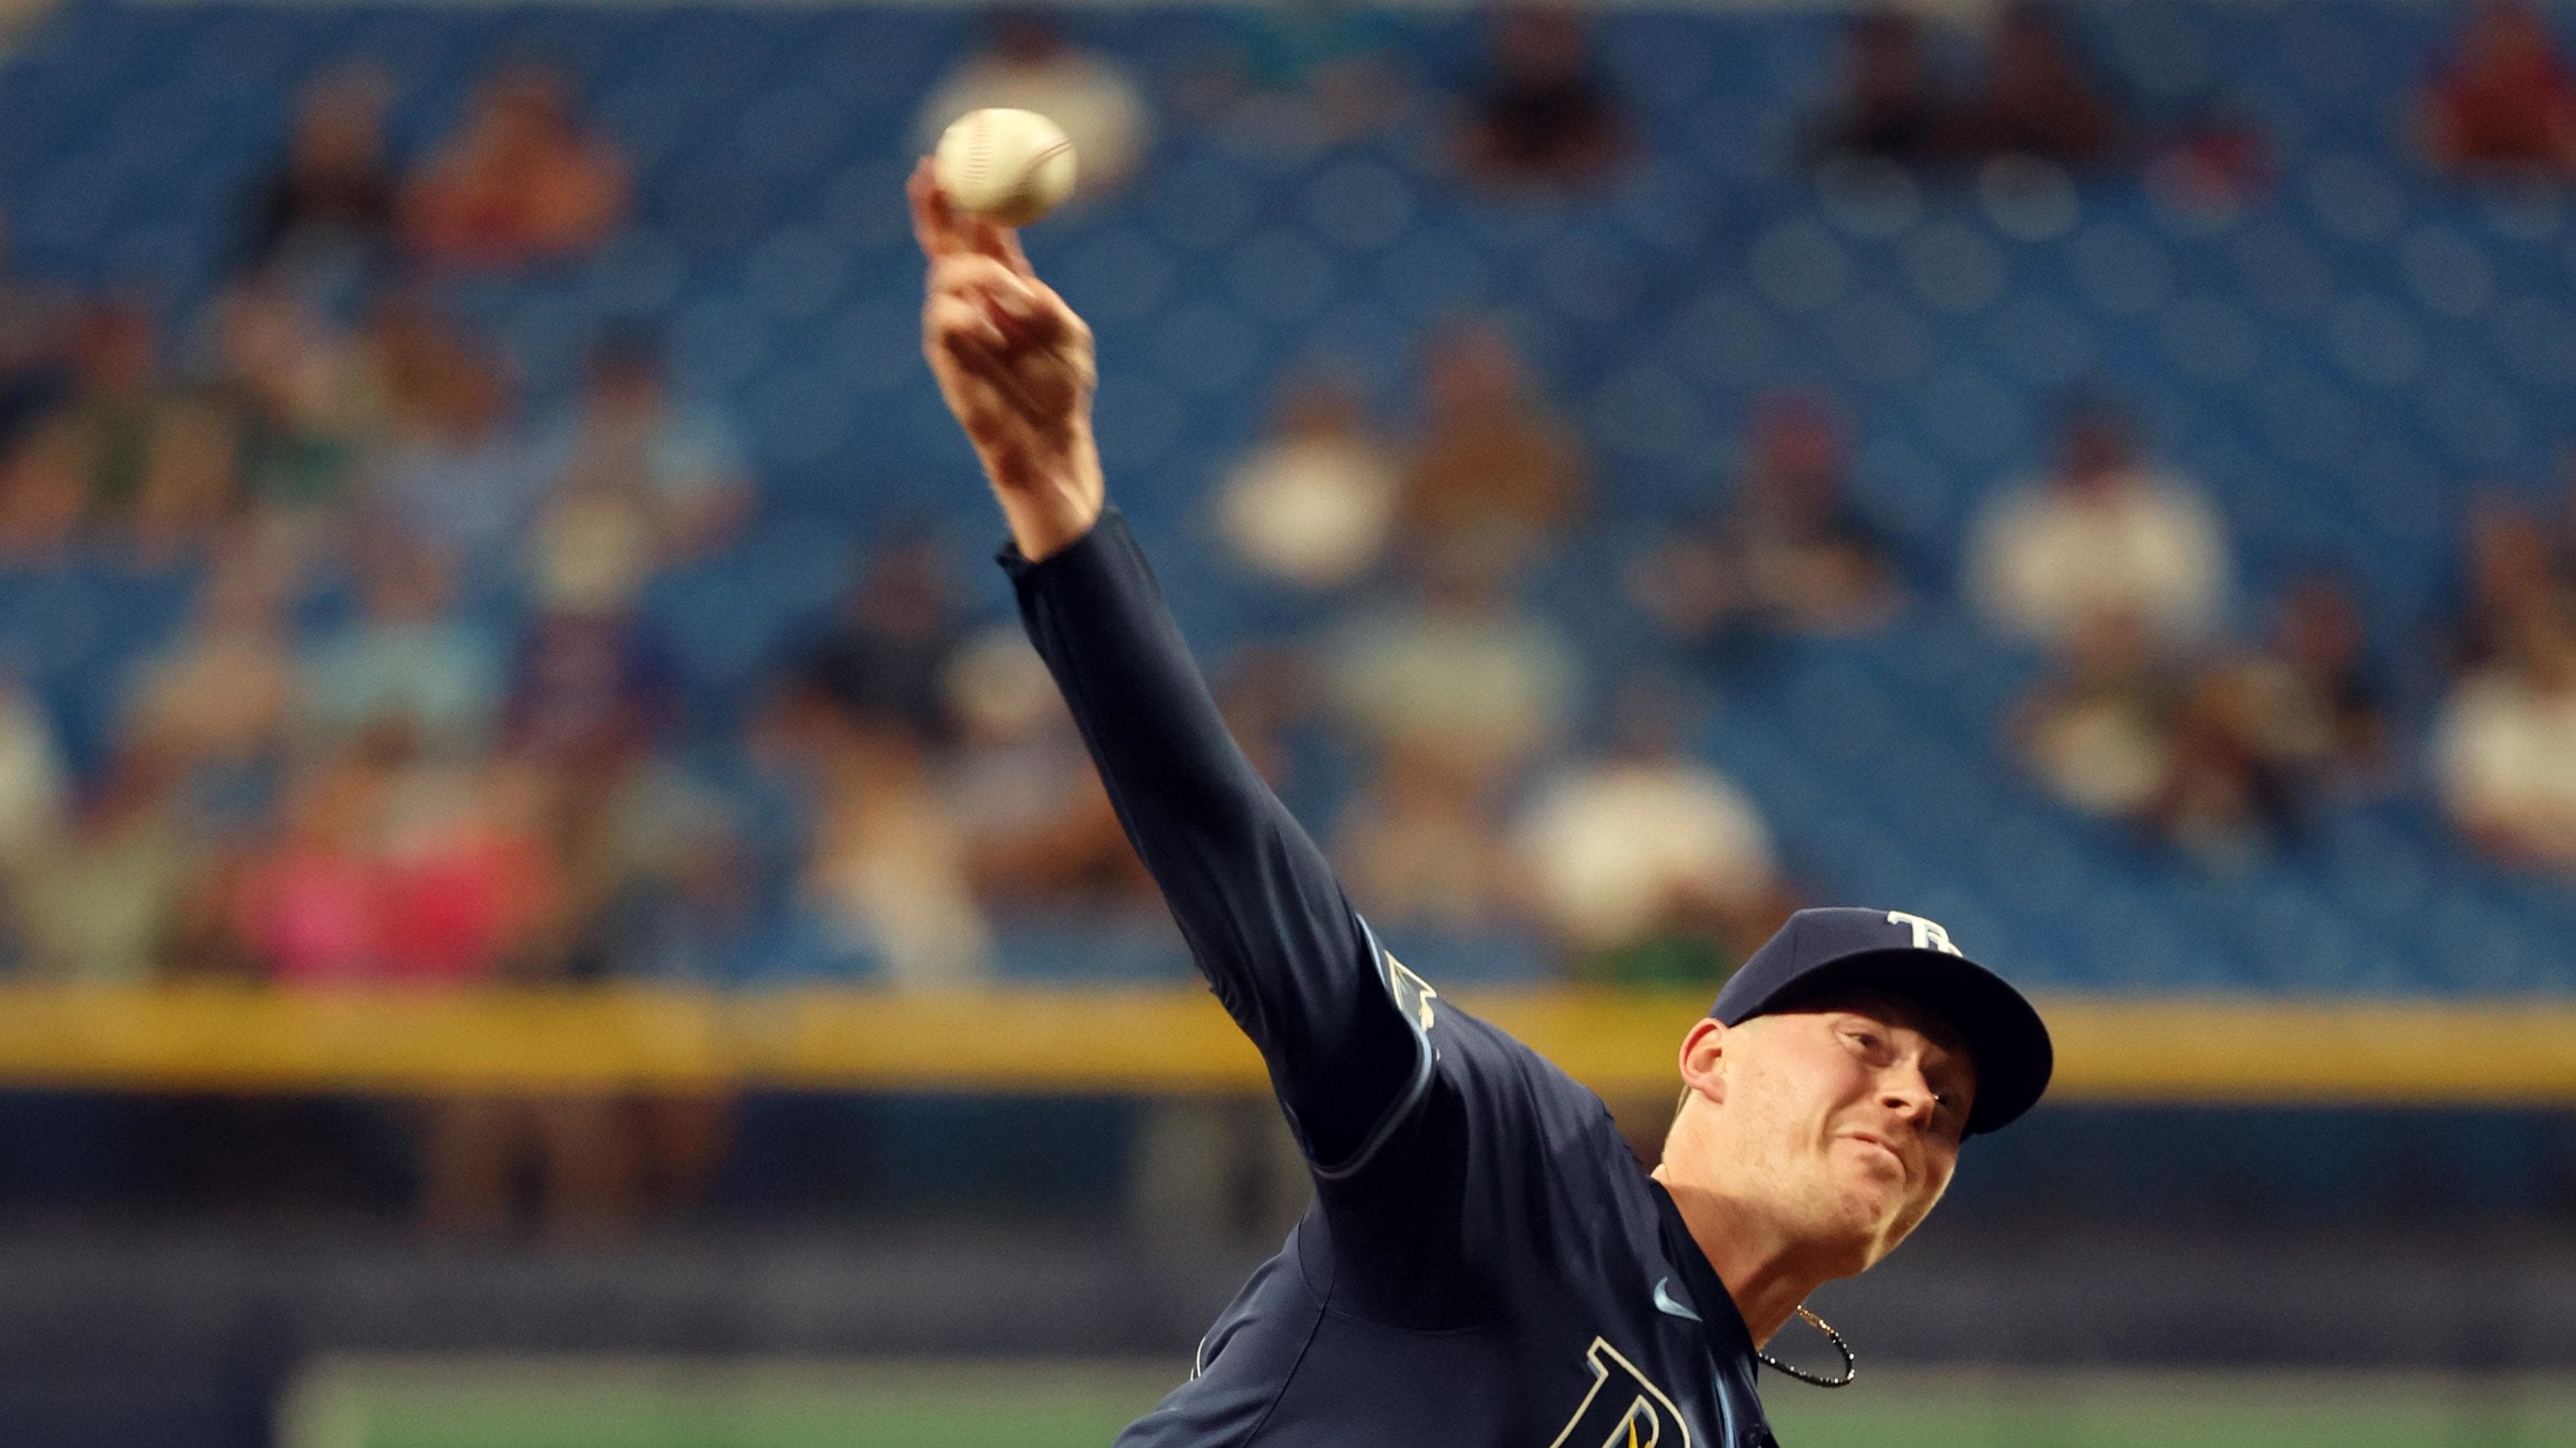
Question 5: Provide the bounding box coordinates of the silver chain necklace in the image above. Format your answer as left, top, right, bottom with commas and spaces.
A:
1755, 1306, 1857, 1388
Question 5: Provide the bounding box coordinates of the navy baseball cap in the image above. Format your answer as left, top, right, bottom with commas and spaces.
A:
1710, 908, 2053, 1137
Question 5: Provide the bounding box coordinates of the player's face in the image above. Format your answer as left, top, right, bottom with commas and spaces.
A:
1699, 992, 1974, 1274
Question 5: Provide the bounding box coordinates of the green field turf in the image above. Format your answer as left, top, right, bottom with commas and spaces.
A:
1766, 1371, 2576, 1448
284, 1361, 1166, 1448
281, 1359, 2576, 1448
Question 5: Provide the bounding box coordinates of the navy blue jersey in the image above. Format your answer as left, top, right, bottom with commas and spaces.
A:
1003, 511, 1775, 1448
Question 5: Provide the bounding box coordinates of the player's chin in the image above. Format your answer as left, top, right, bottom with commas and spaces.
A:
1830, 1152, 1909, 1211
1820, 1179, 1911, 1271
1853, 1185, 1944, 1268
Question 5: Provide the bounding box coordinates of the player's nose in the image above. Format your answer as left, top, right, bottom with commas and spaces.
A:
1880, 1069, 1938, 1129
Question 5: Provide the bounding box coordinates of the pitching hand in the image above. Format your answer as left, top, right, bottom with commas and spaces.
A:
911, 157, 1103, 560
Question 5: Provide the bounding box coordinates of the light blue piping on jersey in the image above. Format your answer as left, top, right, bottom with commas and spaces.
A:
1655, 1277, 1743, 1447
1309, 913, 1439, 1182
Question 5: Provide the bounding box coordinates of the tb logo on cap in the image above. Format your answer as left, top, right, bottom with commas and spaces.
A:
1888, 911, 1961, 957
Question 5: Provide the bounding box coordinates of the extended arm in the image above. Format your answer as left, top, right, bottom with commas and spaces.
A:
912, 162, 1424, 1171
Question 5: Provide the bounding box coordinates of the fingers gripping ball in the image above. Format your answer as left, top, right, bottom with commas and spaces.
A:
934, 108, 1079, 228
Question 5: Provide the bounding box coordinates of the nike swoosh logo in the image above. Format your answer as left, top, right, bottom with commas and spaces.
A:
1653, 1277, 1702, 1323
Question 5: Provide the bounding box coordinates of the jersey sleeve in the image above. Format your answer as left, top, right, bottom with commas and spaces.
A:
1299, 981, 1635, 1329
1000, 509, 1430, 1175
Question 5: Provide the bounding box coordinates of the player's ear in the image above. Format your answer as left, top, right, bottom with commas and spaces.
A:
1677, 1017, 1729, 1107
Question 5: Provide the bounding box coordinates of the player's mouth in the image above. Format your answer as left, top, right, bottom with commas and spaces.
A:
1839, 1130, 1908, 1179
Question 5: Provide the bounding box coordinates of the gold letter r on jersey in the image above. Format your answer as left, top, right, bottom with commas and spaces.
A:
1547, 1339, 1693, 1448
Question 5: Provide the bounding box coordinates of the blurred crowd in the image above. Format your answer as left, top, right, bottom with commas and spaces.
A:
0, 0, 2570, 1230
1220, 353, 2575, 894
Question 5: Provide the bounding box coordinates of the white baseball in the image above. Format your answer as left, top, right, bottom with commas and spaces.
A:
933, 108, 1079, 229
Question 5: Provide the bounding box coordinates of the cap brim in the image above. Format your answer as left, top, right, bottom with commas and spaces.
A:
1750, 948, 2053, 1137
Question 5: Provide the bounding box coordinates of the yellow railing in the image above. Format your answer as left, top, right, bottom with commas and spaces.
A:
0, 987, 2567, 1103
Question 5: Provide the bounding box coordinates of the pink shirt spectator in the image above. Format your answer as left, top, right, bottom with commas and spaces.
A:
242, 847, 385, 985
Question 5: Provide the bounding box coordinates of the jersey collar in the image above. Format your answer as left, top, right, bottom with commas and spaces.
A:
1647, 1176, 1758, 1369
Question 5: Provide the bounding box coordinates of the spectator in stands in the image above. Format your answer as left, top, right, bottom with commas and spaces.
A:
2151, 580, 2396, 861
1968, 399, 2232, 649
7, 748, 198, 983
532, 732, 749, 1224
2143, 105, 2277, 212
1806, 13, 1956, 166
0, 416, 78, 556
1958, 1, 2127, 167
915, 11, 1151, 202
509, 423, 687, 775
584, 816, 761, 990
0, 206, 70, 454
406, 753, 572, 983
527, 483, 657, 619
2416, 0, 2576, 180
125, 538, 298, 784
2445, 494, 2576, 679
0, 673, 68, 969
0, 423, 79, 557
2233, 575, 2394, 797
240, 738, 562, 987
797, 533, 967, 747
505, 604, 681, 765
5, 303, 236, 558
1324, 542, 1580, 793
565, 741, 756, 986
944, 623, 1154, 912
2151, 661, 2295, 865
298, 546, 504, 760
202, 272, 380, 547
509, 423, 684, 809
355, 291, 470, 440
1625, 392, 1900, 648
1190, 0, 1408, 149
239, 64, 399, 289
1402, 321, 1585, 575
235, 743, 396, 985
368, 332, 539, 574
0, 676, 63, 875
1213, 373, 1401, 592
766, 672, 993, 987
1512, 674, 1791, 986
2013, 610, 2181, 825
2560, 443, 2576, 571
390, 759, 630, 1238
1456, 7, 1629, 189
530, 329, 751, 566
1333, 741, 1520, 937
2436, 608, 2576, 871
405, 62, 627, 269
